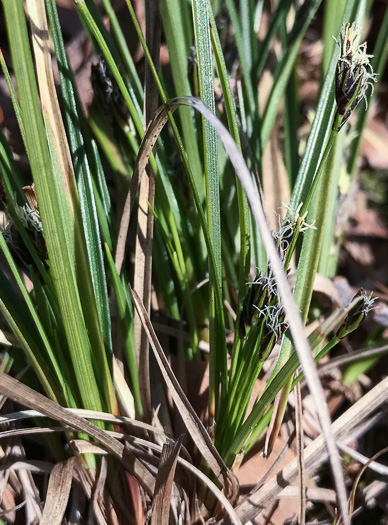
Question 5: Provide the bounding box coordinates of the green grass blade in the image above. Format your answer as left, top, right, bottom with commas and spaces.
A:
254, 0, 264, 33
317, 130, 346, 275
290, 82, 336, 211
3, 0, 103, 413
279, 19, 300, 187
0, 126, 25, 202
0, 265, 58, 401
192, 0, 227, 414
192, 0, 221, 284
240, 0, 258, 87
46, 113, 115, 413
100, 0, 143, 100
91, 176, 113, 251
89, 139, 112, 217
209, 5, 251, 303
161, 0, 204, 200
0, 51, 27, 152
88, 112, 129, 176
225, 0, 256, 116
261, 0, 322, 150
208, 3, 252, 413
256, 0, 293, 80
224, 0, 261, 157
0, 233, 71, 396
321, 0, 347, 76
46, 0, 112, 355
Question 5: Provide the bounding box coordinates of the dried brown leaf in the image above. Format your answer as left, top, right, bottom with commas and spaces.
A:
26, 0, 76, 201
150, 435, 183, 525
236, 374, 388, 523
0, 373, 156, 496
130, 288, 239, 502
347, 446, 388, 523
115, 103, 172, 273
92, 456, 109, 525
72, 436, 243, 525
132, 0, 161, 419
40, 457, 75, 525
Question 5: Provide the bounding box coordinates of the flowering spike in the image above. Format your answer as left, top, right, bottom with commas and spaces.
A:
91, 57, 129, 125
334, 23, 377, 131
336, 289, 376, 339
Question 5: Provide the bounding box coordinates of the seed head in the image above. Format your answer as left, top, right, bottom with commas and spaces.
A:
239, 274, 269, 338
334, 23, 377, 131
14, 201, 43, 233
91, 58, 128, 125
336, 288, 376, 339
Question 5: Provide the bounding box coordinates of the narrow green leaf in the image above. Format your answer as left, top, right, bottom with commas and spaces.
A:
0, 264, 58, 401
224, 0, 261, 157
192, 0, 227, 414
100, 0, 143, 100
254, 0, 264, 33
322, 0, 347, 76
261, 0, 322, 149
3, 0, 103, 413
279, 21, 300, 187
89, 139, 112, 217
209, 5, 251, 301
0, 232, 72, 397
225, 0, 256, 115
208, 4, 252, 422
0, 51, 27, 152
256, 0, 293, 80
45, 0, 112, 356
161, 0, 204, 200
0, 126, 25, 202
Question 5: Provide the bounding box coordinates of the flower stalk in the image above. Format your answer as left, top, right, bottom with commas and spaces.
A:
302, 23, 377, 217
256, 23, 377, 459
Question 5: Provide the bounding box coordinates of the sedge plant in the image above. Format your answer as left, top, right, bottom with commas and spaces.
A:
0, 0, 387, 523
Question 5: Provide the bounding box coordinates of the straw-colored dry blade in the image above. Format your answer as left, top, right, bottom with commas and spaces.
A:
236, 374, 388, 522
130, 287, 239, 501
40, 458, 76, 525
150, 436, 183, 525
0, 372, 155, 496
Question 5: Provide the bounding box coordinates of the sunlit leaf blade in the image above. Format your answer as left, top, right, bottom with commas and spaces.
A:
3, 0, 103, 413
46, 0, 112, 356
192, 0, 227, 416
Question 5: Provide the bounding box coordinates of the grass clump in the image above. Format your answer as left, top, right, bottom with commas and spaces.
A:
0, 0, 387, 523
